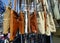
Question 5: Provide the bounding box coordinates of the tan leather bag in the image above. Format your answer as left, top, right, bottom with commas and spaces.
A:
3, 6, 11, 34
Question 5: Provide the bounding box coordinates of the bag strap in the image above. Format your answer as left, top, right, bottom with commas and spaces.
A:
14, 0, 17, 11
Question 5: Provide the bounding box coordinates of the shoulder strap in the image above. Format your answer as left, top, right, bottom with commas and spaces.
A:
14, 0, 17, 11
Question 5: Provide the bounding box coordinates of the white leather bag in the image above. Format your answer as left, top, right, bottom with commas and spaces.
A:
37, 11, 45, 34
45, 14, 51, 36
49, 12, 56, 32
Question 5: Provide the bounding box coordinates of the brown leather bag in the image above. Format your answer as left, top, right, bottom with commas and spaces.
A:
30, 10, 38, 33
18, 11, 25, 35
10, 10, 18, 41
27, 8, 31, 34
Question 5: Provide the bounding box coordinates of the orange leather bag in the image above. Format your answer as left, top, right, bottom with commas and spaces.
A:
10, 10, 18, 41
10, 0, 19, 41
18, 11, 25, 35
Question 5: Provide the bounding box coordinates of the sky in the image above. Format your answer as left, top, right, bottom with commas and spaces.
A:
2, 0, 14, 9
1, 0, 25, 13
2, 0, 8, 6
1, 0, 35, 13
